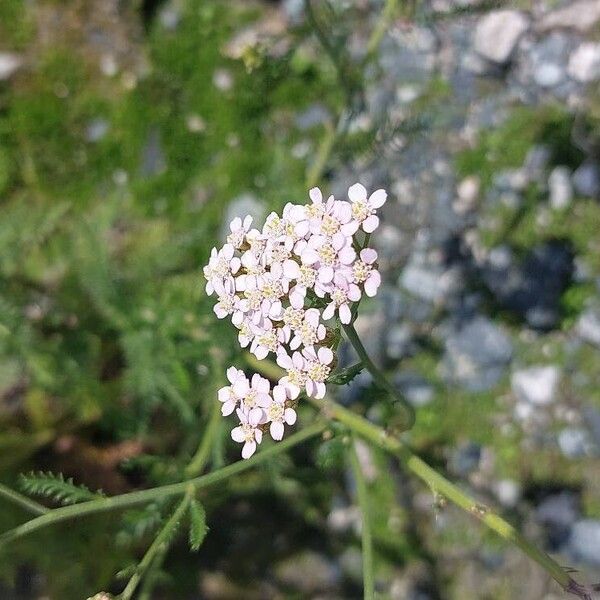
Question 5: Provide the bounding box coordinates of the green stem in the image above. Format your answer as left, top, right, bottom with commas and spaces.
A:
307, 396, 582, 596
348, 437, 375, 600
342, 322, 415, 430
0, 483, 50, 516
365, 0, 400, 59
0, 422, 326, 547
119, 487, 194, 600
185, 395, 222, 478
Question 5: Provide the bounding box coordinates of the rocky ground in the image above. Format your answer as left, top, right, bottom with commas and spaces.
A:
2, 0, 600, 598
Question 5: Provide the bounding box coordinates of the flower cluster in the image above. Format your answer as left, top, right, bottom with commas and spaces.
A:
204, 183, 386, 458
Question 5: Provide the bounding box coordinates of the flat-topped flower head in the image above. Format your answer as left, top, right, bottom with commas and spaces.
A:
204, 182, 388, 457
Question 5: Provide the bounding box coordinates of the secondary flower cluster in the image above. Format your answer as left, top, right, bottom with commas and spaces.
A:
204, 183, 386, 458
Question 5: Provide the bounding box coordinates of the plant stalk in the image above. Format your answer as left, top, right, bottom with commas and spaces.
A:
307, 395, 586, 597
119, 487, 194, 600
0, 483, 50, 516
349, 436, 375, 600
0, 422, 326, 547
342, 322, 415, 430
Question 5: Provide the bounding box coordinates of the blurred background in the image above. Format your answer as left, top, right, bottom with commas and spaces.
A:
1, 0, 600, 598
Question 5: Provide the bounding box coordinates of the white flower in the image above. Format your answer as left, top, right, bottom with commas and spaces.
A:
268, 384, 298, 440
347, 183, 387, 233
206, 183, 390, 451
351, 248, 381, 297
289, 307, 326, 350
217, 367, 247, 416
250, 320, 283, 359
203, 244, 240, 295
212, 278, 244, 326
302, 346, 334, 399
306, 188, 358, 238
231, 408, 263, 459
227, 215, 253, 249
296, 232, 355, 283
276, 351, 307, 399
322, 275, 361, 324
237, 373, 272, 425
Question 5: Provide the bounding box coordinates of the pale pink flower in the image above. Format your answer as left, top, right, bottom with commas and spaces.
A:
347, 183, 386, 233
227, 215, 253, 249
351, 248, 381, 297
276, 350, 307, 399
322, 275, 361, 324
250, 320, 283, 359
231, 408, 263, 459
282, 202, 310, 240
212, 278, 244, 326
268, 385, 297, 440
296, 233, 355, 283
217, 366, 247, 416
290, 307, 326, 350
237, 373, 272, 425
203, 244, 240, 295
302, 346, 334, 399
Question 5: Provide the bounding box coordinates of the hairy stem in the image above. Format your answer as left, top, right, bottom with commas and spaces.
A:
342, 322, 415, 430
120, 487, 194, 600
0, 422, 326, 547
0, 483, 49, 516
307, 395, 584, 596
349, 436, 375, 600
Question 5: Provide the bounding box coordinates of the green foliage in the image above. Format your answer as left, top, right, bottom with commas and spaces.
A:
18, 471, 104, 506
188, 498, 208, 551
327, 362, 364, 385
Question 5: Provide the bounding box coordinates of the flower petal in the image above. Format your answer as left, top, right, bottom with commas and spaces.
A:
241, 441, 256, 459
270, 421, 284, 441
348, 183, 367, 203
369, 188, 387, 209
362, 214, 379, 233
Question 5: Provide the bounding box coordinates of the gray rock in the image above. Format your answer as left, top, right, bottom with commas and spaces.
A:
442, 316, 513, 392
494, 479, 521, 508
295, 104, 331, 130
473, 10, 529, 65
394, 372, 434, 407
85, 118, 109, 143
558, 427, 590, 459
159, 6, 181, 30
511, 365, 561, 406
536, 492, 580, 550
534, 62, 564, 88
401, 263, 459, 304
450, 441, 481, 476
523, 145, 551, 184
274, 551, 340, 593
573, 161, 600, 197
548, 166, 573, 209
0, 53, 22, 80
568, 42, 600, 82
140, 128, 166, 176
482, 241, 574, 330
386, 324, 414, 360
537, 0, 600, 34
567, 519, 600, 567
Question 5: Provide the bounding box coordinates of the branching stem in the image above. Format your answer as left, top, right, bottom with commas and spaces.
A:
0, 422, 326, 547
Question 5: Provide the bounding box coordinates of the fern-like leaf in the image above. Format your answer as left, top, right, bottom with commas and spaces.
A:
188, 499, 208, 551
18, 471, 104, 506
